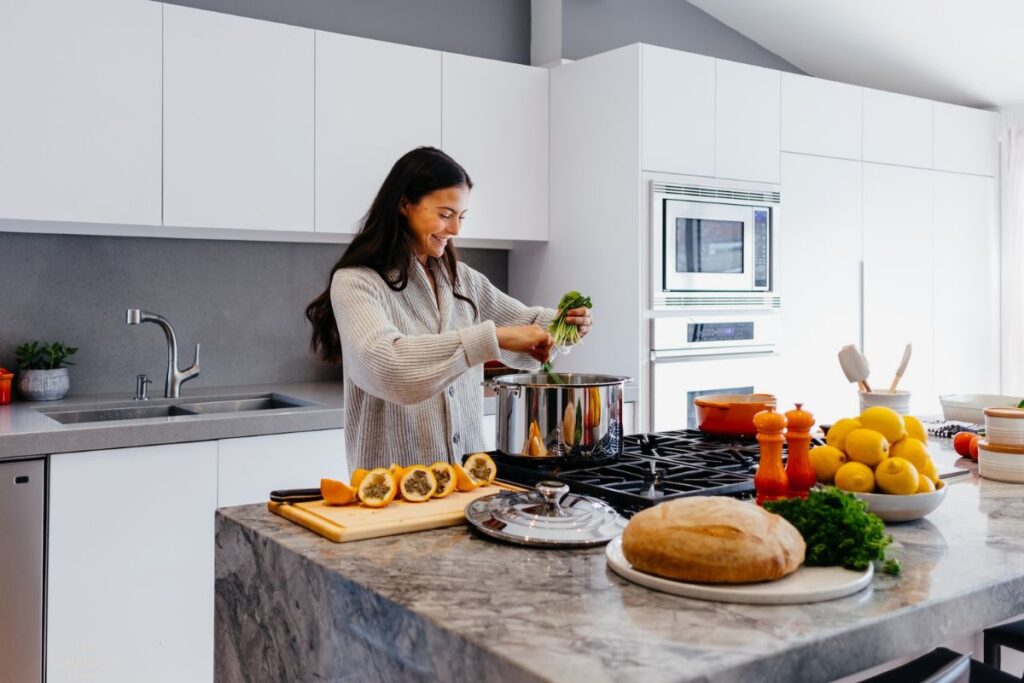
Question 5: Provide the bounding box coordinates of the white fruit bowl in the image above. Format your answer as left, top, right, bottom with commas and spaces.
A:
853, 484, 947, 523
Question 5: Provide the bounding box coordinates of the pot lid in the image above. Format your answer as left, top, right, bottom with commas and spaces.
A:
465, 481, 626, 548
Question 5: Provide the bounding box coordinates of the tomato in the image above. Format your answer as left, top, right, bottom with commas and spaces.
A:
953, 431, 975, 457
969, 434, 980, 461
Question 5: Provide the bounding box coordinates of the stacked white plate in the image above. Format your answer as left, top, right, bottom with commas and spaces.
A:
979, 408, 1024, 483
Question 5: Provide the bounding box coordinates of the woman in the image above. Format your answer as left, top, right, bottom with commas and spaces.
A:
306, 147, 593, 472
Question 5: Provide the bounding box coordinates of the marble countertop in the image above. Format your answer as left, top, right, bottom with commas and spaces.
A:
215, 440, 1024, 683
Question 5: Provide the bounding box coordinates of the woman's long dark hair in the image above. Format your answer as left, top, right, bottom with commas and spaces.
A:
306, 147, 476, 363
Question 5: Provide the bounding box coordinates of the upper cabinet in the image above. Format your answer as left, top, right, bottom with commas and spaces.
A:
641, 45, 716, 177
933, 103, 999, 177
441, 53, 549, 242
315, 33, 441, 234
781, 74, 862, 160
163, 5, 314, 231
0, 0, 161, 225
716, 60, 781, 183
863, 88, 933, 168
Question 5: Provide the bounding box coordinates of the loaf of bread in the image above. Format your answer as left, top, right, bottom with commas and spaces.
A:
621, 497, 805, 584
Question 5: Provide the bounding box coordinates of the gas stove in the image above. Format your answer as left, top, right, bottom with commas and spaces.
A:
488, 429, 780, 517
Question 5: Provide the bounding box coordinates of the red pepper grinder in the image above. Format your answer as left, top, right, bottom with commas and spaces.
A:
754, 407, 789, 505
784, 403, 817, 498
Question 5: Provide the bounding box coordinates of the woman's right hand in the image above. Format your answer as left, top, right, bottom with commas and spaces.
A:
496, 325, 555, 364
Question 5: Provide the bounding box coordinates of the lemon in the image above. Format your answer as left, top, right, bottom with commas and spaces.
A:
916, 476, 936, 494
890, 437, 932, 474
859, 406, 906, 443
845, 428, 890, 467
809, 445, 847, 483
920, 458, 939, 484
834, 461, 875, 493
875, 457, 920, 495
826, 417, 862, 452
904, 415, 928, 443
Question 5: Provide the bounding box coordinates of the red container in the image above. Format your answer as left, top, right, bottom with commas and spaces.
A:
693, 393, 777, 437
0, 368, 13, 405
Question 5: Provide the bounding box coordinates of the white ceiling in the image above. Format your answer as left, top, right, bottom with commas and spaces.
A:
687, 0, 1024, 109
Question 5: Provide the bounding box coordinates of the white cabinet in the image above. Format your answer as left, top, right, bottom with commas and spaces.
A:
0, 0, 161, 225
863, 163, 936, 415
932, 173, 1000, 396
441, 53, 548, 241
48, 442, 218, 683
217, 429, 347, 507
777, 153, 863, 422
315, 33, 441, 234
716, 60, 780, 183
781, 74, 862, 160
641, 45, 716, 177
163, 5, 314, 231
933, 103, 999, 176
863, 88, 933, 169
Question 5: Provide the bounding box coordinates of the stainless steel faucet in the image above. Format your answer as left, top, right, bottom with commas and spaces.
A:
125, 309, 200, 398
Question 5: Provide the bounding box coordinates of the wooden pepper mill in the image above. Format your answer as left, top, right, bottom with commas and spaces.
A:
784, 403, 817, 498
754, 407, 789, 505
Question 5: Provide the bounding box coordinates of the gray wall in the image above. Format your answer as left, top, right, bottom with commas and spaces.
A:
0, 232, 507, 397
562, 0, 803, 72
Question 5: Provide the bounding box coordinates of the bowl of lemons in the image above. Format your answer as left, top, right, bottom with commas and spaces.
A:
811, 408, 947, 523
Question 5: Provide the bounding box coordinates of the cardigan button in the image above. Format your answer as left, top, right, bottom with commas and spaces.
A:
448, 385, 455, 397
452, 432, 460, 445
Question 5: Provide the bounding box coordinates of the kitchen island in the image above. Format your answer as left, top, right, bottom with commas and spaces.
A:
215, 445, 1024, 683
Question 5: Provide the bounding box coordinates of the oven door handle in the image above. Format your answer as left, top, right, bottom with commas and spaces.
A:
650, 349, 777, 363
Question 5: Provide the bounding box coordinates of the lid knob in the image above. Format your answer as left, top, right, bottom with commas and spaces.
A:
535, 481, 571, 517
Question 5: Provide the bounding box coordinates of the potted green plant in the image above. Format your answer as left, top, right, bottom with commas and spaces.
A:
15, 341, 78, 401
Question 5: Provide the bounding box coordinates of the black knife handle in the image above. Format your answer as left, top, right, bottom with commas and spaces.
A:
269, 488, 323, 503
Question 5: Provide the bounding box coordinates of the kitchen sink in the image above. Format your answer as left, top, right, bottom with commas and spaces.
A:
39, 393, 317, 425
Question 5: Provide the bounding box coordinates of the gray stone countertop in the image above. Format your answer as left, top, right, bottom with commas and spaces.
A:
215, 439, 1024, 683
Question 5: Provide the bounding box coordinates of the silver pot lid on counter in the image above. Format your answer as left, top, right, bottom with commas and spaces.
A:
465, 481, 626, 548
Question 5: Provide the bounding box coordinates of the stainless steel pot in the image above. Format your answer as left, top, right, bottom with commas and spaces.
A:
490, 373, 630, 460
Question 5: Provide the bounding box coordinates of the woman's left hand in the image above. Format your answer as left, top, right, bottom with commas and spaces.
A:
563, 307, 593, 339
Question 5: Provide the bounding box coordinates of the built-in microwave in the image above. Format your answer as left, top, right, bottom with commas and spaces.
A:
651, 181, 780, 303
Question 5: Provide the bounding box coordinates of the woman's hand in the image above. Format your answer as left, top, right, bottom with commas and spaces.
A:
562, 307, 593, 339
496, 325, 555, 364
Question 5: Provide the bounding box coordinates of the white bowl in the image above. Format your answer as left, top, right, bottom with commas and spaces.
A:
940, 394, 1022, 424
853, 484, 948, 523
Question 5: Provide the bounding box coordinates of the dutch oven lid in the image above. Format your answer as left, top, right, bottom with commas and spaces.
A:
465, 481, 626, 548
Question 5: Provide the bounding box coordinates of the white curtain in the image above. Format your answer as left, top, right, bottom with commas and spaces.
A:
1001, 125, 1024, 394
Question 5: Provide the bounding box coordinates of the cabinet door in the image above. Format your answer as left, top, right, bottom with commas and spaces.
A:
716, 60, 780, 183
0, 0, 161, 225
217, 429, 347, 507
781, 74, 862, 160
163, 5, 313, 231
441, 53, 548, 241
777, 153, 863, 423
481, 414, 497, 452
933, 173, 999, 396
863, 89, 933, 168
641, 45, 716, 177
933, 103, 999, 177
863, 163, 936, 415
48, 442, 218, 683
315, 33, 441, 234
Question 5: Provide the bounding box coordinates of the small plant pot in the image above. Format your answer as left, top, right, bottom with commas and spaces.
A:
18, 368, 70, 401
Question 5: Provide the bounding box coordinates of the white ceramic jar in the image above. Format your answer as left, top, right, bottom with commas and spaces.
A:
978, 439, 1024, 484
984, 407, 1024, 447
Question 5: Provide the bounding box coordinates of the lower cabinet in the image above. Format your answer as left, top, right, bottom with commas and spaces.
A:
46, 428, 344, 683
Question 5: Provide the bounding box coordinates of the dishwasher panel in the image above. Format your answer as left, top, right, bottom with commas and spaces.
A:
0, 458, 45, 683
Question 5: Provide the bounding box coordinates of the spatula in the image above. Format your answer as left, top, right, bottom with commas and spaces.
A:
888, 343, 912, 392
838, 344, 872, 393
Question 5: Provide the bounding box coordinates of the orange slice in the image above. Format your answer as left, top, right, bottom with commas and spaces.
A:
356, 468, 397, 508
399, 465, 437, 502
350, 468, 369, 489
429, 462, 457, 498
321, 478, 356, 505
464, 453, 497, 485
453, 463, 481, 492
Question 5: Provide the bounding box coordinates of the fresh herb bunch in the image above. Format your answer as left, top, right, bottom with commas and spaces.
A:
541, 291, 592, 373
764, 486, 901, 575
15, 341, 78, 370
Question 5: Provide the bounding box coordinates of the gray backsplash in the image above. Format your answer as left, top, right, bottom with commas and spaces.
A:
0, 232, 507, 397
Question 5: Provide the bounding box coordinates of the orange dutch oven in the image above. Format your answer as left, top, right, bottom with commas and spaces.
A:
693, 393, 777, 437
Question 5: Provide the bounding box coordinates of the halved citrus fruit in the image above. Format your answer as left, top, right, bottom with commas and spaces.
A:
464, 453, 497, 485
399, 465, 437, 502
321, 478, 356, 505
356, 468, 397, 508
350, 468, 369, 489
389, 463, 407, 498
453, 463, 481, 491
429, 462, 457, 498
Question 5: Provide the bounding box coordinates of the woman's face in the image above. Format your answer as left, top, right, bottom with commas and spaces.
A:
401, 184, 469, 262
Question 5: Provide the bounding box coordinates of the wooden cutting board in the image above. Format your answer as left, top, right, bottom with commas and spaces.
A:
268, 483, 519, 543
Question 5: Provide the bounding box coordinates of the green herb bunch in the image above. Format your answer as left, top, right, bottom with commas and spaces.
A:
15, 341, 78, 370
764, 486, 901, 575
541, 291, 592, 374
